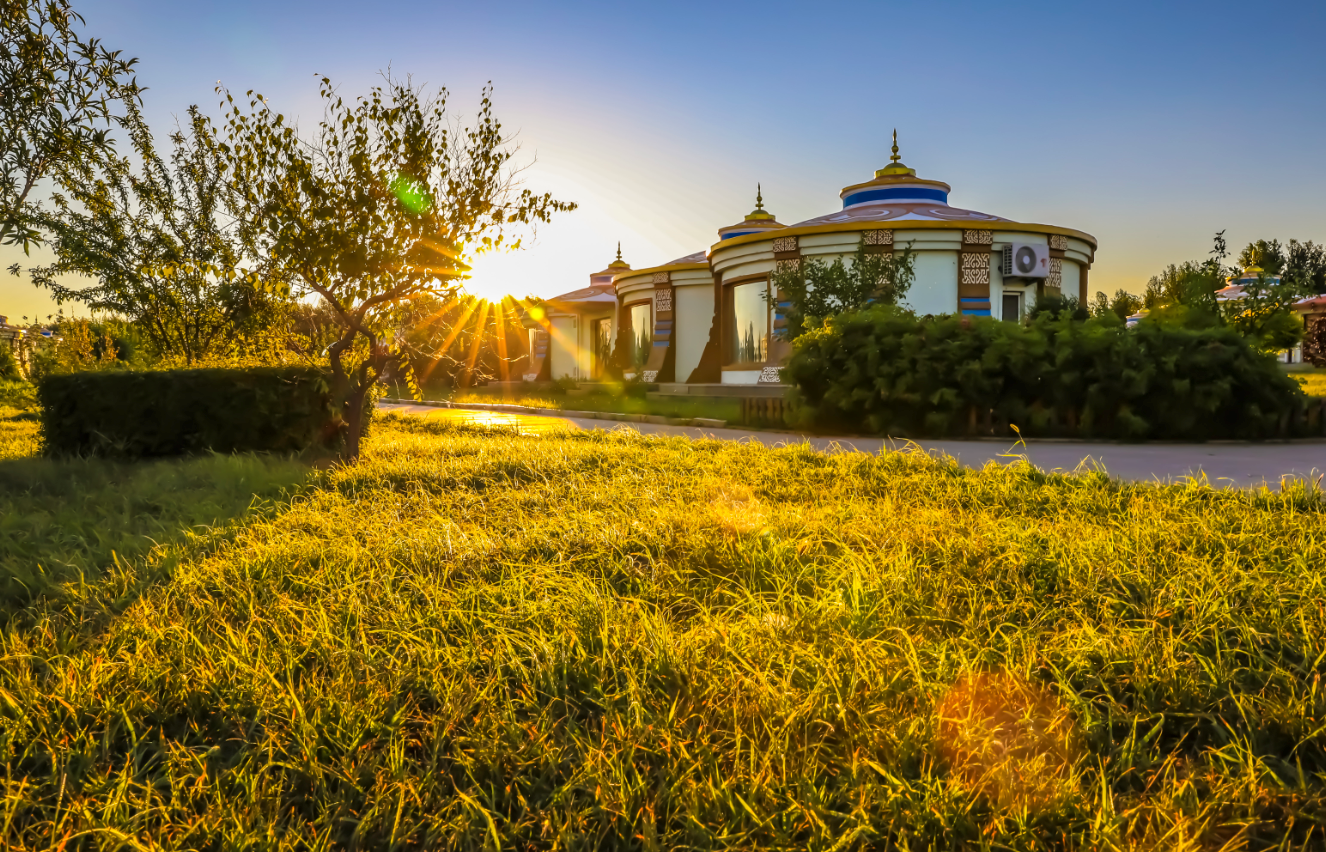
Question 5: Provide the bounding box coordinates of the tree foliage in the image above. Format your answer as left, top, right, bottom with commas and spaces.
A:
770, 239, 915, 339
1132, 231, 1311, 352
23, 102, 289, 364
217, 74, 574, 458
0, 0, 140, 251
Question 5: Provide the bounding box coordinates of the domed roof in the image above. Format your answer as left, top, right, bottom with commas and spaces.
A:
790, 131, 1010, 228
588, 243, 631, 285
717, 185, 788, 240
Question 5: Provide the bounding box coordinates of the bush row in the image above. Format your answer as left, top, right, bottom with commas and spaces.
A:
784, 308, 1308, 440
38, 367, 341, 458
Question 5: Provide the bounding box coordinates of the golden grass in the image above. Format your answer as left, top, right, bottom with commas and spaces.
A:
1, 409, 1325, 848
1293, 371, 1326, 397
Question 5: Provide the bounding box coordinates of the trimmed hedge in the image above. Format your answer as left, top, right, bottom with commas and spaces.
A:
785, 308, 1308, 440
38, 367, 338, 457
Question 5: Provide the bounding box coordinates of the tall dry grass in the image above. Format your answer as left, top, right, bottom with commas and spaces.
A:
1, 410, 1324, 849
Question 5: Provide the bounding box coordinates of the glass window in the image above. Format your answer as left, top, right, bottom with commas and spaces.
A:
591, 317, 612, 378
629, 302, 651, 370
731, 280, 769, 363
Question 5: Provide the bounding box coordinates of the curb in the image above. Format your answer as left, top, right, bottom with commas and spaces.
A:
380, 399, 1326, 446
380, 398, 729, 430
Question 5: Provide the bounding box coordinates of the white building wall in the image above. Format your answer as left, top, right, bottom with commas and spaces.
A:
673, 284, 711, 382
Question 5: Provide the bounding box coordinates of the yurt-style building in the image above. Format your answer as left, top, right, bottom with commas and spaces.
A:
536, 135, 1099, 389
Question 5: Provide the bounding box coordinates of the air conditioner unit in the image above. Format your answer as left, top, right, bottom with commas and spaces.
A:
1001, 243, 1050, 278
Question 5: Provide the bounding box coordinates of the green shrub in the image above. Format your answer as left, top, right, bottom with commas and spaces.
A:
37, 366, 338, 457
0, 344, 21, 382
785, 307, 1306, 440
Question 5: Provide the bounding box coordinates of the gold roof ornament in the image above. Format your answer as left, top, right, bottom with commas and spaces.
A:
608, 241, 630, 270
875, 129, 917, 178
745, 183, 775, 221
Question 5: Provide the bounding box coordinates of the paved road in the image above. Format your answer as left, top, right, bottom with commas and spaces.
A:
381, 403, 1326, 489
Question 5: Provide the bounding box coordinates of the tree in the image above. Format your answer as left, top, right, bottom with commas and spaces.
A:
1142, 261, 1222, 314
218, 74, 574, 459
1, 0, 140, 252
1225, 236, 1309, 351
1220, 269, 1305, 352
771, 239, 915, 339
1283, 239, 1326, 295
24, 101, 289, 364
1237, 238, 1286, 275
1090, 288, 1142, 321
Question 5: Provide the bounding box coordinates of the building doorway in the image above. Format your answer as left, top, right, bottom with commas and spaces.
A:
1001, 291, 1022, 323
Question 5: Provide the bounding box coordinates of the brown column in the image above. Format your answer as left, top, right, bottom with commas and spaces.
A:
761, 236, 801, 383
641, 272, 674, 383
960, 229, 993, 316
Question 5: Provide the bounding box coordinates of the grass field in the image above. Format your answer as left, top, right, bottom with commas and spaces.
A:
2, 397, 1326, 848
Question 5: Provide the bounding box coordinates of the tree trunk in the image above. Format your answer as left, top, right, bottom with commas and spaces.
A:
341, 382, 369, 461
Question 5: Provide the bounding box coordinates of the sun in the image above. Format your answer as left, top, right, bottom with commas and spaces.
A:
460, 248, 535, 302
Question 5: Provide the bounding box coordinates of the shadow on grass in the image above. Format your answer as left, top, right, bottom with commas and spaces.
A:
0, 450, 317, 618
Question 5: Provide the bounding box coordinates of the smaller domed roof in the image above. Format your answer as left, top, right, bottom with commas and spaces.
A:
717, 185, 788, 240
589, 243, 631, 285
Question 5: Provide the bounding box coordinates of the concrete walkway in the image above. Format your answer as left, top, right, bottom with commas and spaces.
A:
381, 402, 1326, 489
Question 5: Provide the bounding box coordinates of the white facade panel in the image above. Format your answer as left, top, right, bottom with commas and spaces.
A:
905, 251, 959, 316
1061, 261, 1081, 299
721, 369, 762, 385
549, 316, 579, 380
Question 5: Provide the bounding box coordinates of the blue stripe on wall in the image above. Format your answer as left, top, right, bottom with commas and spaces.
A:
842, 186, 949, 207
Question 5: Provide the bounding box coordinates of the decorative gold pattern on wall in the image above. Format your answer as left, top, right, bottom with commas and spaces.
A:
864, 229, 894, 246
1047, 258, 1063, 289
642, 370, 658, 383
1049, 234, 1068, 251
758, 367, 782, 384
961, 252, 991, 286
775, 259, 801, 275
652, 272, 670, 284
654, 288, 673, 312
771, 236, 798, 253
963, 229, 993, 245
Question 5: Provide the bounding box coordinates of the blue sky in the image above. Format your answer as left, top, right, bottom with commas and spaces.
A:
4, 0, 1325, 316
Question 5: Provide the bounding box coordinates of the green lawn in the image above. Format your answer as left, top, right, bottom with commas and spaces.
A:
2, 402, 1325, 848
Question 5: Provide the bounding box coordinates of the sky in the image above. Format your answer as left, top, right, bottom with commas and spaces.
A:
4, 0, 1325, 319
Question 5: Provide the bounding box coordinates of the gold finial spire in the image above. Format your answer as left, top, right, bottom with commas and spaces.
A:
608, 241, 629, 270
875, 129, 916, 178
746, 182, 774, 221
